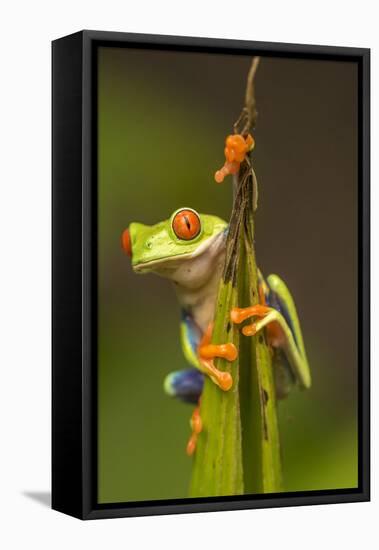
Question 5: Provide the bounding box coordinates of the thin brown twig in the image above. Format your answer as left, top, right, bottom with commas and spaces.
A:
244, 57, 260, 129
233, 56, 260, 135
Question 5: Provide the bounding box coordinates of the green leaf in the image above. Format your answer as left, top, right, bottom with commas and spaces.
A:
189, 162, 282, 497
189, 280, 243, 496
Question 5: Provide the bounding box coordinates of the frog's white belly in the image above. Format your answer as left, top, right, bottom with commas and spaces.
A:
174, 250, 225, 333
149, 230, 227, 334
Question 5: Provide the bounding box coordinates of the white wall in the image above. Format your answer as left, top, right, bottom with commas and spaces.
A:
0, 1, 376, 549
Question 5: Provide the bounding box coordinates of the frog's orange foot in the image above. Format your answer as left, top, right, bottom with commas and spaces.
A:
186, 406, 202, 456
199, 343, 238, 362
231, 305, 283, 343
197, 323, 237, 391
230, 305, 270, 324
214, 133, 255, 183
231, 305, 271, 338
198, 344, 237, 391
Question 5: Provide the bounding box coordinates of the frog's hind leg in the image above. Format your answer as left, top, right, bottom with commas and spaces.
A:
164, 368, 204, 404
266, 274, 310, 389
164, 368, 204, 455
164, 368, 205, 455
186, 404, 203, 456
231, 273, 311, 389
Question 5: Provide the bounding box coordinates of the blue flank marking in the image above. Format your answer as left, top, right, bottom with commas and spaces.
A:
267, 290, 299, 349
181, 309, 202, 357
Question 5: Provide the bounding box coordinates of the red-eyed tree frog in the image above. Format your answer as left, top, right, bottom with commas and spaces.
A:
121, 207, 311, 455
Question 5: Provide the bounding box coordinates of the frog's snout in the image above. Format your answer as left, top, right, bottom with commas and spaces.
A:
121, 227, 132, 257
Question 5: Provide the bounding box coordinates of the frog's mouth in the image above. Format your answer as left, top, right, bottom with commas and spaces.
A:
133, 230, 226, 273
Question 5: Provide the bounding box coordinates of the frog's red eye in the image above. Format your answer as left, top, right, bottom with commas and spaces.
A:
172, 209, 201, 240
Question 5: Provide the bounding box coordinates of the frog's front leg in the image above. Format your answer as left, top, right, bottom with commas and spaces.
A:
179, 310, 237, 391
174, 311, 237, 455
231, 274, 311, 390
197, 322, 237, 391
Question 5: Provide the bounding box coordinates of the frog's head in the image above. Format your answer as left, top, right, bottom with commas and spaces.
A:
121, 208, 228, 289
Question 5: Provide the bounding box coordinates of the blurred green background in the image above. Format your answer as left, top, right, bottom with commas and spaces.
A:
97, 46, 358, 503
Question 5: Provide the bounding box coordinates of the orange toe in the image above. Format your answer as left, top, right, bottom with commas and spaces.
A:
186, 434, 197, 456
199, 343, 237, 362
191, 408, 203, 434
242, 324, 257, 336
218, 371, 233, 391
231, 305, 270, 324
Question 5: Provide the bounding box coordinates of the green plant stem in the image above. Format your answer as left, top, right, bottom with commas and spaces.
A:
189, 280, 243, 496
189, 160, 282, 497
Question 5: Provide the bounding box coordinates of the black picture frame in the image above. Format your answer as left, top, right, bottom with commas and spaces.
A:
52, 30, 370, 520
